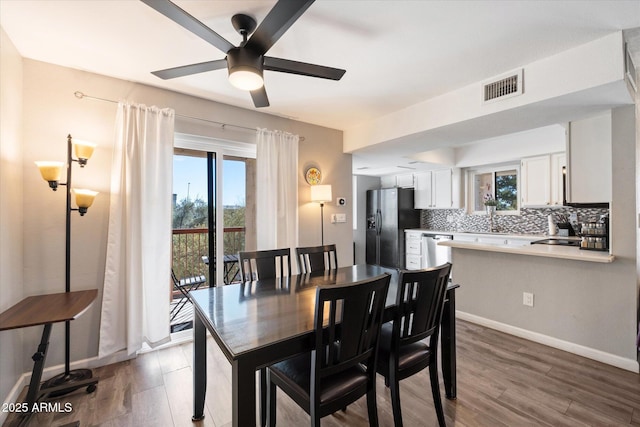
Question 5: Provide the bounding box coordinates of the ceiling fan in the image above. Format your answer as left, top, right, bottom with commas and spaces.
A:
141, 0, 346, 108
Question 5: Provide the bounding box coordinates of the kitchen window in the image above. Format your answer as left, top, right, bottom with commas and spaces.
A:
468, 165, 519, 214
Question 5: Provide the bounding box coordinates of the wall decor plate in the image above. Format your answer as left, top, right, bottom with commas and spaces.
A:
305, 167, 321, 185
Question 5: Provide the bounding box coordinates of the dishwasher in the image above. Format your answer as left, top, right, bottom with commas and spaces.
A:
422, 234, 453, 270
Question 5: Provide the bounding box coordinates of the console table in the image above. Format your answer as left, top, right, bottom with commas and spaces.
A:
0, 290, 98, 426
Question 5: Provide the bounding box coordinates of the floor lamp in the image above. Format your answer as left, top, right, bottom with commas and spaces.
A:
35, 134, 99, 395
310, 184, 332, 245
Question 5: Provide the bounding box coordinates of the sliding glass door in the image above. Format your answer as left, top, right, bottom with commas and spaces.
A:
172, 149, 215, 283
172, 134, 256, 291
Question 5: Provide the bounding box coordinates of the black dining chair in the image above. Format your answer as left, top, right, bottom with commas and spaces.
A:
239, 248, 292, 282
376, 263, 452, 427
238, 247, 292, 426
296, 244, 338, 274
266, 273, 391, 427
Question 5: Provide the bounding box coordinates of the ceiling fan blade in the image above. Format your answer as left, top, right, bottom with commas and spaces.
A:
250, 87, 270, 108
140, 0, 234, 53
151, 59, 228, 80
264, 57, 345, 80
244, 0, 315, 55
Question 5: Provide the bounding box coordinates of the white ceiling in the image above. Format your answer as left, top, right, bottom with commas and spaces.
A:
2, 0, 640, 171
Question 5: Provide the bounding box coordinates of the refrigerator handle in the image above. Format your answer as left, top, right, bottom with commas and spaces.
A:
376, 210, 382, 235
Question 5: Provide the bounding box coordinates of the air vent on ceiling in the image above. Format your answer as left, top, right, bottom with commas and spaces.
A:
625, 43, 637, 92
482, 68, 523, 104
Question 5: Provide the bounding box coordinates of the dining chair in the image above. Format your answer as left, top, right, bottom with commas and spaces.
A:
295, 244, 338, 274
238, 247, 291, 426
376, 263, 452, 427
266, 273, 391, 427
238, 248, 292, 281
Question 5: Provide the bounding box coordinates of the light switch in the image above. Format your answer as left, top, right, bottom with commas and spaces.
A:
330, 214, 347, 224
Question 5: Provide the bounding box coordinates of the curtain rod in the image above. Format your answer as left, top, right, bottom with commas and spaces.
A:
74, 91, 304, 141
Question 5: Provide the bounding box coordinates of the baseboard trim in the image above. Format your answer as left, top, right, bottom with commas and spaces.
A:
0, 372, 29, 424
1, 330, 195, 421
0, 348, 134, 424
457, 311, 639, 373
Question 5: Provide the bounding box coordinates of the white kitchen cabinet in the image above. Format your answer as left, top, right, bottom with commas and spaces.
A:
567, 113, 612, 203
414, 169, 461, 209
380, 173, 415, 189
521, 155, 551, 206
380, 175, 396, 188
414, 172, 433, 209
550, 152, 566, 206
433, 169, 453, 208
405, 231, 423, 270
396, 173, 415, 188
521, 153, 566, 207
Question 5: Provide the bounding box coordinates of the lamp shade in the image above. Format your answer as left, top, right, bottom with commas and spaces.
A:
72, 189, 98, 208
73, 140, 96, 161
35, 161, 64, 182
310, 185, 332, 203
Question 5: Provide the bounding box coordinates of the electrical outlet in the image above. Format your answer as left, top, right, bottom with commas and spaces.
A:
523, 292, 534, 307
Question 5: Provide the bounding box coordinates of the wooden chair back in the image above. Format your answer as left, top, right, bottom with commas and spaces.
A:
393, 263, 452, 350
296, 244, 338, 274
238, 248, 291, 281
312, 273, 390, 395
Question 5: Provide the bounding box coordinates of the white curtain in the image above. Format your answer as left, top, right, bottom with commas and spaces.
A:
99, 102, 175, 357
256, 128, 299, 255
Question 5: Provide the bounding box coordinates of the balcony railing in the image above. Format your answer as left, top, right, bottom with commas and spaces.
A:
172, 227, 245, 285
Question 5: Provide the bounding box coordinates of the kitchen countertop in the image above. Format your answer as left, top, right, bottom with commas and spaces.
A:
405, 229, 558, 240
405, 229, 614, 263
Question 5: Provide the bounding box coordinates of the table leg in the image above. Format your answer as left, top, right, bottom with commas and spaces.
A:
192, 313, 207, 421
441, 288, 457, 399
24, 323, 52, 409
232, 359, 257, 427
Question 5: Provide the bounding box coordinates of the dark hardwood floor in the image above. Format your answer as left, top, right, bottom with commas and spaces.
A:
5, 320, 640, 426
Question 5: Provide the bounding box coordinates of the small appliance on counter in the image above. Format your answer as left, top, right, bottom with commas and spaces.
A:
553, 214, 576, 237
579, 215, 609, 251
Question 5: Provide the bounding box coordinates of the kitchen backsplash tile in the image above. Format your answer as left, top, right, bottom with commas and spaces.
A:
421, 207, 609, 235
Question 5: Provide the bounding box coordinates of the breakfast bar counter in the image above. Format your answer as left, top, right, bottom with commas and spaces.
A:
438, 239, 615, 263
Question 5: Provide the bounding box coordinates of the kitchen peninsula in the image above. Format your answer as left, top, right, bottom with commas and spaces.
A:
430, 228, 636, 372
437, 233, 614, 263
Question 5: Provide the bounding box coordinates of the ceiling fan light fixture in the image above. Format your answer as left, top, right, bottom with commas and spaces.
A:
227, 48, 264, 91
229, 69, 264, 91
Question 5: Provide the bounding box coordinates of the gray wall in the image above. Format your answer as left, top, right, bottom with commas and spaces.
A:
0, 28, 25, 407
454, 106, 638, 365
2, 55, 351, 401
353, 175, 380, 264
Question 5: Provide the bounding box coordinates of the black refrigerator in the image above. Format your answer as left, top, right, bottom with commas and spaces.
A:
366, 188, 420, 268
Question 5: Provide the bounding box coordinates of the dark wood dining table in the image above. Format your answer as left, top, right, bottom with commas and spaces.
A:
189, 264, 459, 427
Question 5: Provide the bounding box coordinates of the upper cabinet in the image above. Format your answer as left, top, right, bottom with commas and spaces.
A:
520, 153, 565, 207
414, 172, 433, 208
520, 155, 551, 206
396, 173, 415, 188
414, 168, 462, 209
381, 173, 414, 189
550, 152, 566, 206
566, 113, 612, 204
